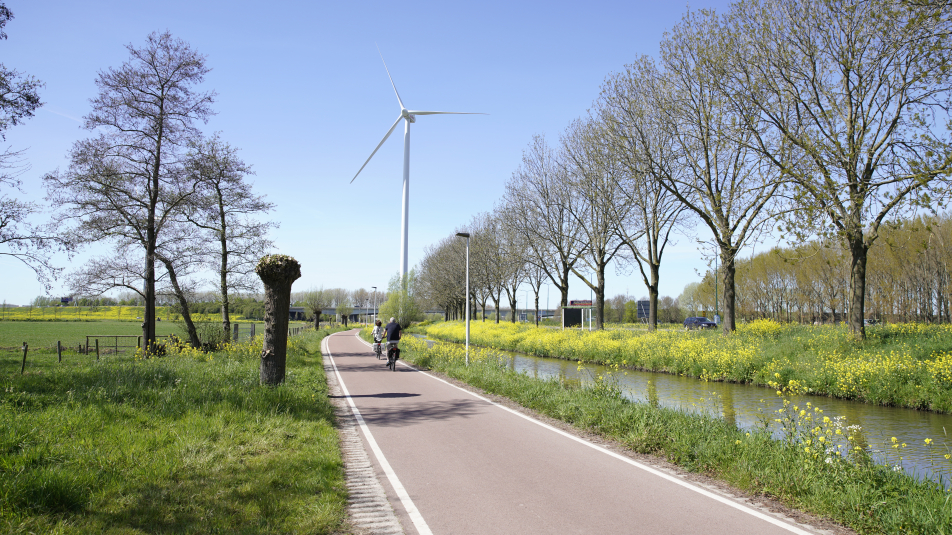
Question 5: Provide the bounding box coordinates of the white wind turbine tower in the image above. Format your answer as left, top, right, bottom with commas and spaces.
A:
351, 51, 485, 281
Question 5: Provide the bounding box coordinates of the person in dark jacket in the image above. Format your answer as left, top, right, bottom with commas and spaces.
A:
384, 317, 402, 363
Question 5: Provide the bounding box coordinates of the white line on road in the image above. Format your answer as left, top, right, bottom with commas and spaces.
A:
324, 334, 433, 535
353, 332, 817, 535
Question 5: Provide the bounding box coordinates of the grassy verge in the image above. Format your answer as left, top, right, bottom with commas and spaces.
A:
415, 320, 952, 413
1, 327, 350, 534
372, 328, 952, 534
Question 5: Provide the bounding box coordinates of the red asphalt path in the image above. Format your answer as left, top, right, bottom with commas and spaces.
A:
324, 330, 822, 535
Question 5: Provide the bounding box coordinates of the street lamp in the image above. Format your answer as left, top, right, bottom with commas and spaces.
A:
456, 232, 470, 365
371, 286, 377, 324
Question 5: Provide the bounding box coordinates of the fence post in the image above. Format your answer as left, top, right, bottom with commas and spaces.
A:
233, 323, 238, 341
251, 323, 255, 340
85, 336, 89, 355
95, 339, 99, 360
20, 343, 28, 374
57, 341, 62, 363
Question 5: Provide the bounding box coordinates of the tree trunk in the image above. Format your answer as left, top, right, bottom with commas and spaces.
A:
560, 266, 570, 307
597, 265, 608, 330
848, 236, 869, 340
313, 312, 321, 331
534, 294, 540, 327
143, 244, 156, 353
220, 264, 231, 343
256, 255, 302, 386
647, 262, 660, 332
160, 256, 201, 348
721, 249, 737, 334
218, 190, 231, 342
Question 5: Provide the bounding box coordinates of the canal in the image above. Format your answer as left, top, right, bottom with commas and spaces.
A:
422, 337, 952, 486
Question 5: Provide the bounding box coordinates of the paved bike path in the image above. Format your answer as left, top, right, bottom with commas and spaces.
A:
324, 330, 824, 535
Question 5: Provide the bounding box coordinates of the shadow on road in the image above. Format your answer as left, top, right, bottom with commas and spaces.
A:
354, 399, 485, 427
331, 393, 421, 399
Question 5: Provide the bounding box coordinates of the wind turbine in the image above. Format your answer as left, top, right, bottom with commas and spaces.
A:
351, 51, 485, 281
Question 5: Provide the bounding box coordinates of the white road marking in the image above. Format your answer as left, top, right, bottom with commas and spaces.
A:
353, 332, 817, 535
324, 334, 433, 535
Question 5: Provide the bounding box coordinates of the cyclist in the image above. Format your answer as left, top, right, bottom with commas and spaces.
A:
384, 317, 402, 367
371, 319, 385, 358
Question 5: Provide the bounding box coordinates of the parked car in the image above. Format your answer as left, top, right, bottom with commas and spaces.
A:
684, 316, 717, 330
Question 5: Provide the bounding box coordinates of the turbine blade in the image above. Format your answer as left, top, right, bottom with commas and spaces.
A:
407, 110, 488, 116
350, 115, 404, 183
376, 44, 405, 110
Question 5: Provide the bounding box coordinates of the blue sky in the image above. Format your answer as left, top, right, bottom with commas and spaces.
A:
2, 0, 737, 308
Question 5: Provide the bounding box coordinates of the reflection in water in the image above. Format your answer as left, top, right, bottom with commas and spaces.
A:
484, 344, 952, 486
646, 380, 659, 409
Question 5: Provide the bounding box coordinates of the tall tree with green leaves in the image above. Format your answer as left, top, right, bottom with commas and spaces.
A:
380, 270, 423, 328
717, 0, 952, 338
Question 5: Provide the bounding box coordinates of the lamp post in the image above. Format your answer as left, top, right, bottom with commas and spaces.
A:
456, 232, 470, 365
371, 286, 377, 324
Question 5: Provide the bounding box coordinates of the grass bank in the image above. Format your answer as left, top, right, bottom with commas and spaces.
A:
416, 320, 952, 413
372, 328, 952, 534
1, 328, 350, 534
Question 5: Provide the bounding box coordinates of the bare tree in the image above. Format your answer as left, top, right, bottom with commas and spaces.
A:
184, 133, 275, 341
502, 135, 582, 308
648, 14, 786, 333
717, 0, 952, 338
0, 4, 42, 137
599, 63, 688, 331
418, 234, 466, 319
561, 117, 631, 329
302, 287, 332, 329
44, 32, 215, 350
0, 6, 58, 289
332, 288, 353, 326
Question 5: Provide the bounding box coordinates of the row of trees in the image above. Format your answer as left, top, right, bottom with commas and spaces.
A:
33, 32, 277, 350
683, 214, 952, 324
0, 9, 282, 348
416, 0, 952, 339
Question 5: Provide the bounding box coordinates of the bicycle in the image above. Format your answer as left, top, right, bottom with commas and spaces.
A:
373, 339, 383, 359
386, 342, 399, 371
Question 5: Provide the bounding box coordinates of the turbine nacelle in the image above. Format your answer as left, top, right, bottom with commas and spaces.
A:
349, 47, 486, 279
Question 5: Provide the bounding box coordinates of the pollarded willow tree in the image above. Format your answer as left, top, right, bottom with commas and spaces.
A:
45, 31, 215, 350
256, 254, 301, 386
715, 0, 952, 339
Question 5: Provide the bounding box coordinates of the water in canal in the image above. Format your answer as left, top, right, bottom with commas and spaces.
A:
427, 339, 952, 486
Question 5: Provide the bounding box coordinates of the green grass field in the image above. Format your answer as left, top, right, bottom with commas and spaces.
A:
0, 320, 182, 352
1, 328, 351, 534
